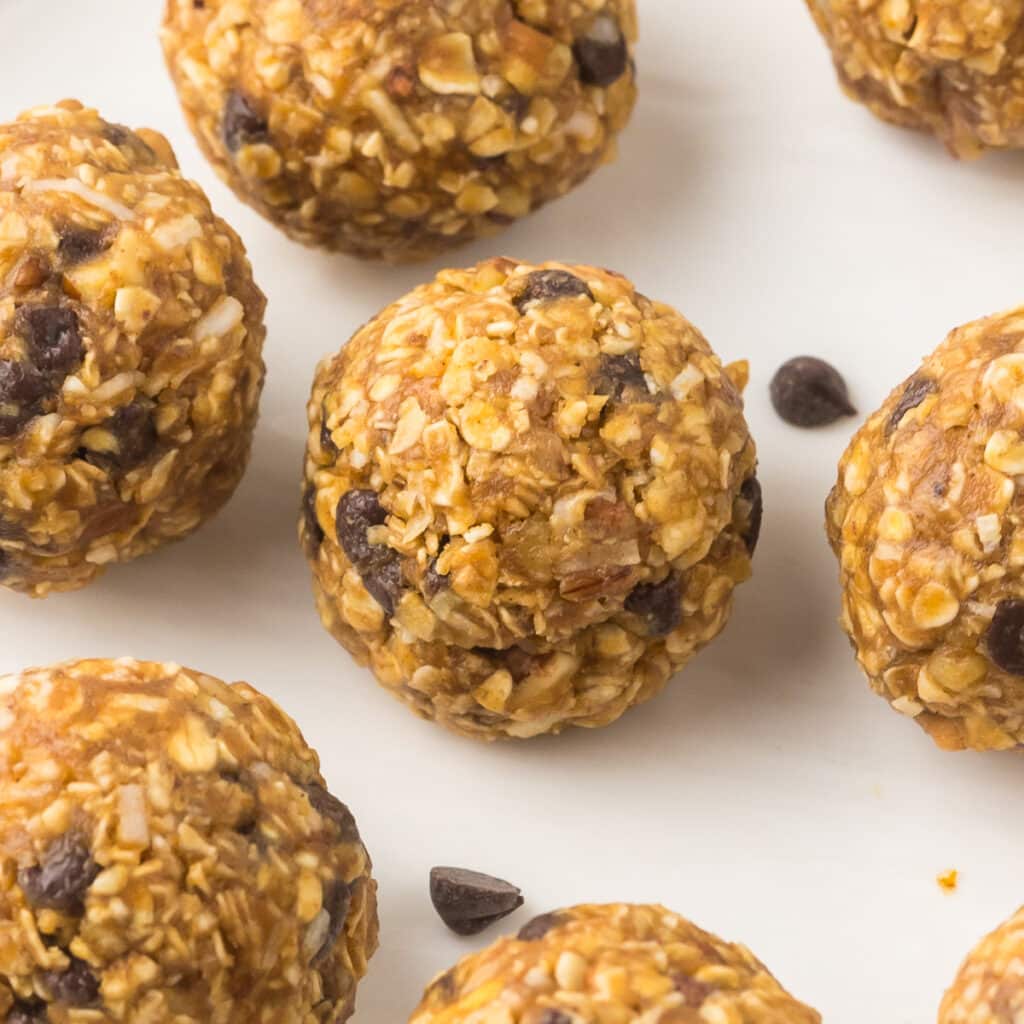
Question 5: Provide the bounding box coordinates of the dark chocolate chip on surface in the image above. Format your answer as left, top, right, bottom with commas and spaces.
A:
222, 89, 269, 152
424, 556, 449, 596
6, 1000, 45, 1024
0, 360, 48, 437
302, 486, 325, 556
886, 374, 937, 437
17, 306, 83, 379
429, 866, 524, 936
517, 911, 564, 941
311, 879, 351, 966
673, 973, 712, 1006
18, 833, 99, 914
320, 417, 338, 458
335, 490, 403, 615
301, 782, 360, 843
573, 15, 628, 86
769, 356, 856, 428
625, 574, 683, 636
986, 599, 1024, 676
595, 352, 647, 401
514, 270, 593, 313
57, 226, 110, 266
82, 402, 157, 472
739, 476, 763, 555
41, 956, 100, 1006
538, 1012, 574, 1024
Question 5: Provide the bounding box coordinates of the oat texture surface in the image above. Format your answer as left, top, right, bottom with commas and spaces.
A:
408, 903, 821, 1024
0, 100, 266, 596
161, 0, 638, 261
301, 257, 758, 739
0, 657, 378, 1024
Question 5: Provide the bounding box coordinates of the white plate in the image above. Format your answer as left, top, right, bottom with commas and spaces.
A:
2, 1, 1021, 1020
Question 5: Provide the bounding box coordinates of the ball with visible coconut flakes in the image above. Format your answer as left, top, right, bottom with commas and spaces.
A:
0, 100, 265, 596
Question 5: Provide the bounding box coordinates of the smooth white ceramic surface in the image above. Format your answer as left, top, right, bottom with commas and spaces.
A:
2, 2, 1023, 1020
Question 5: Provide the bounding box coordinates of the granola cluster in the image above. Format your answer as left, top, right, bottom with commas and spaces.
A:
0, 658, 378, 1024
408, 903, 820, 1024
826, 306, 1024, 751
0, 101, 266, 596
805, 0, 1024, 156
301, 258, 758, 739
160, 0, 638, 261
940, 906, 1024, 1022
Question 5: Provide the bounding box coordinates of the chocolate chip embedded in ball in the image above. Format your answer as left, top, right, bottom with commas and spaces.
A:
986, 600, 1024, 676
310, 879, 352, 966
429, 866, 524, 936
625, 574, 683, 636
514, 270, 594, 313
41, 957, 100, 1006
16, 305, 83, 379
673, 974, 713, 1006
517, 912, 565, 941
301, 781, 361, 844
595, 352, 648, 402
335, 490, 404, 614
739, 476, 763, 555
0, 360, 48, 437
57, 225, 111, 266
886, 374, 937, 437
18, 832, 99, 915
574, 15, 629, 86
770, 356, 856, 428
222, 89, 268, 153
81, 401, 158, 472
6, 1001, 45, 1024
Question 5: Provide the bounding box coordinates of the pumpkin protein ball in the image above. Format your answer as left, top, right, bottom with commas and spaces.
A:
826, 305, 1024, 751
0, 100, 266, 596
408, 903, 821, 1024
301, 258, 759, 740
940, 906, 1024, 1022
0, 658, 378, 1024
160, 0, 638, 262
804, 0, 1024, 157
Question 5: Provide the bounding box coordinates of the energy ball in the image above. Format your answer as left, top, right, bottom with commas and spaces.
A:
160, 0, 638, 261
301, 258, 758, 739
0, 101, 266, 596
940, 906, 1024, 1022
805, 1, 1024, 157
0, 658, 378, 1024
826, 306, 1024, 751
408, 904, 821, 1023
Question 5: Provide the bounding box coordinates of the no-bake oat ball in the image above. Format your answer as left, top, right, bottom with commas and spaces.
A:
940, 906, 1024, 1022
161, 0, 638, 261
0, 101, 266, 596
409, 903, 820, 1024
826, 306, 1024, 751
805, 0, 1024, 157
0, 658, 378, 1024
301, 258, 759, 739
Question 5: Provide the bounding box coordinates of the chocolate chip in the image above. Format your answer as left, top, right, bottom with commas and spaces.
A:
102, 123, 131, 146
17, 306, 83, 379
57, 226, 110, 266
311, 879, 351, 966
514, 271, 593, 313
335, 490, 404, 615
886, 374, 937, 437
987, 599, 1024, 675
739, 476, 763, 555
320, 409, 338, 458
301, 782, 361, 843
538, 1013, 574, 1024
82, 401, 157, 472
573, 15, 628, 86
18, 833, 99, 915
429, 866, 524, 936
6, 1000, 45, 1024
41, 957, 100, 1006
517, 912, 564, 941
625, 574, 682, 636
222, 90, 269, 152
424, 557, 449, 596
595, 352, 647, 402
0, 360, 47, 437
770, 356, 855, 428
302, 486, 324, 557
673, 973, 712, 1006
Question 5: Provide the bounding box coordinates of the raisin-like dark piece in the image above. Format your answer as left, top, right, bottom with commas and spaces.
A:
986, 599, 1024, 676
770, 356, 855, 428
573, 15, 628, 86
595, 352, 647, 402
886, 374, 937, 437
18, 833, 99, 915
311, 880, 351, 966
17, 306, 83, 379
41, 956, 100, 1006
222, 90, 269, 152
301, 782, 361, 843
514, 270, 593, 313
0, 360, 48, 437
673, 973, 712, 1006
82, 402, 157, 472
335, 490, 404, 615
429, 866, 524, 936
739, 476, 763, 556
57, 226, 110, 266
625, 574, 683, 636
303, 486, 325, 556
517, 912, 564, 941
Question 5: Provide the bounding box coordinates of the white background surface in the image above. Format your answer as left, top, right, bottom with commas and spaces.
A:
1, 1, 1023, 1020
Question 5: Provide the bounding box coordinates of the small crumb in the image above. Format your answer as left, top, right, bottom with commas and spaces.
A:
937, 869, 959, 892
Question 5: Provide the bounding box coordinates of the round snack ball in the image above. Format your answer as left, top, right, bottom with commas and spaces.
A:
0, 658, 378, 1024
0, 101, 266, 596
409, 904, 821, 1023
160, 0, 638, 261
301, 258, 759, 739
940, 907, 1024, 1022
825, 306, 1024, 751
805, 1, 1024, 157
